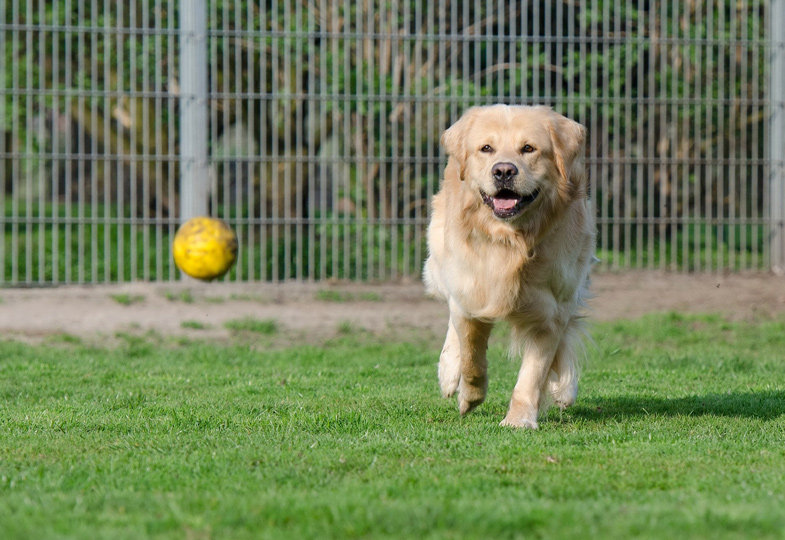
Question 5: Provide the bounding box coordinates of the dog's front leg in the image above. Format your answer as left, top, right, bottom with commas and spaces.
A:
437, 314, 462, 398
448, 312, 493, 416
500, 327, 562, 429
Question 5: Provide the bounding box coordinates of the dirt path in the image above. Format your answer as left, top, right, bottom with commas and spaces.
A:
1, 272, 784, 344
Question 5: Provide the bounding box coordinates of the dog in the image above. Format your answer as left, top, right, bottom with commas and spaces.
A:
423, 105, 595, 429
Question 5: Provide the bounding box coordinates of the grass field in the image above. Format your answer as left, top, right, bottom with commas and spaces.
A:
1, 313, 784, 539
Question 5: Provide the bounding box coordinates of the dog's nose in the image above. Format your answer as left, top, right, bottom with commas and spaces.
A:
492, 162, 518, 185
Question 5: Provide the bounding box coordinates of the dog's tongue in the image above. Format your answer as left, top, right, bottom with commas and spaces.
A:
493, 196, 518, 211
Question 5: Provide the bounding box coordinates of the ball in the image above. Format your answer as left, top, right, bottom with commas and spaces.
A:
172, 216, 238, 281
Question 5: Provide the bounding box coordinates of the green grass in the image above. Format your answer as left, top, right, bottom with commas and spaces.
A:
595, 223, 767, 271
2, 201, 178, 283
3, 200, 774, 283
2, 202, 426, 283
314, 289, 350, 302
337, 320, 358, 334
180, 320, 209, 330
316, 290, 384, 302
1, 313, 784, 539
164, 290, 195, 304
223, 317, 279, 335
109, 293, 145, 306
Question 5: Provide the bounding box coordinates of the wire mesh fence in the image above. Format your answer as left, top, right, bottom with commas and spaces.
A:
1, 0, 783, 285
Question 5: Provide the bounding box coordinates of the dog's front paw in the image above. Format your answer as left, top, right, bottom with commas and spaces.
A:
499, 415, 539, 429
438, 362, 460, 398
458, 395, 485, 416
457, 379, 486, 416
438, 337, 461, 398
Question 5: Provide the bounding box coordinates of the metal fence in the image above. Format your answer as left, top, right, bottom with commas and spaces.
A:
1, 0, 783, 285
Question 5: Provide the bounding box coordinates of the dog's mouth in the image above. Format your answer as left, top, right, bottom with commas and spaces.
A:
480, 188, 540, 219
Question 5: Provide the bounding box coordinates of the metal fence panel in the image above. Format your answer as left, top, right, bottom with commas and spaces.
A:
771, 0, 785, 274
1, 1, 781, 284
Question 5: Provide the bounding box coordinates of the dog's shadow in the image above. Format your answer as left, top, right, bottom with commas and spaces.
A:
571, 390, 785, 421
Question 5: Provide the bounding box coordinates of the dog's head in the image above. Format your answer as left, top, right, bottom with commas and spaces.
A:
441, 105, 586, 222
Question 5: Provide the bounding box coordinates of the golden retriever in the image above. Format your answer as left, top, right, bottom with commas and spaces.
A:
423, 105, 595, 429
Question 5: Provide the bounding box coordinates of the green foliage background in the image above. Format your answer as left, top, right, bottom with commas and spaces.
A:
1, 1, 771, 282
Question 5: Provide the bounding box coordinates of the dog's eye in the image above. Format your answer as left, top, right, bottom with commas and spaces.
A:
521, 144, 535, 154
480, 144, 494, 153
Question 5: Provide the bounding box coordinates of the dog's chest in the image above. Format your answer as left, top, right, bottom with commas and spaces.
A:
446, 238, 529, 319
449, 233, 586, 321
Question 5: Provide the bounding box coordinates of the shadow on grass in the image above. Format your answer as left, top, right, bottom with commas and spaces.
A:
573, 390, 785, 421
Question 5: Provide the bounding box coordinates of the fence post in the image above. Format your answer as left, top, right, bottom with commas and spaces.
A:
179, 0, 209, 220
772, 0, 785, 274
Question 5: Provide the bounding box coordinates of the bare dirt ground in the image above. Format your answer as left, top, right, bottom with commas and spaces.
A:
1, 272, 784, 345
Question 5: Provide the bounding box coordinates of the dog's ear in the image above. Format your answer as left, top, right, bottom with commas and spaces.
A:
441, 108, 478, 181
548, 114, 587, 198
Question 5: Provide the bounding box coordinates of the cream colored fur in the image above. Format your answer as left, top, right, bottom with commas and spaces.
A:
423, 105, 595, 429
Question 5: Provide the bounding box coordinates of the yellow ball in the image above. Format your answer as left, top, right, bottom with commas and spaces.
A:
172, 216, 238, 281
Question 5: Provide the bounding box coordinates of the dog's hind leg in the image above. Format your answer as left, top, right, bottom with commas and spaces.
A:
501, 324, 562, 429
548, 321, 584, 409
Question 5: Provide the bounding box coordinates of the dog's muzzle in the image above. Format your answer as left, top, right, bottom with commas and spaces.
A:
481, 162, 539, 219
480, 188, 540, 219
